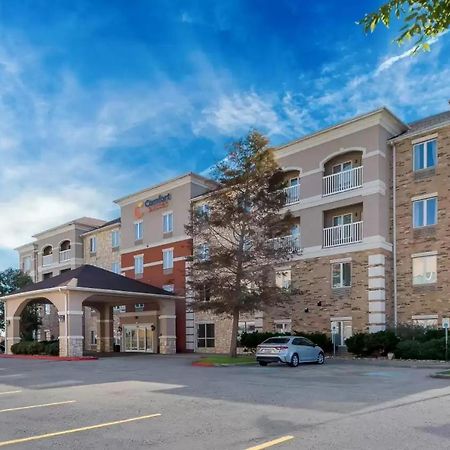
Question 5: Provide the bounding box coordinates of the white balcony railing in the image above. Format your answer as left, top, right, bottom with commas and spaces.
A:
272, 234, 301, 253
323, 166, 363, 196
42, 254, 53, 266
323, 221, 363, 248
283, 184, 300, 205
59, 249, 71, 262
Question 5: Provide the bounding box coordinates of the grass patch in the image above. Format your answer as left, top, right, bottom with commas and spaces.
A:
196, 355, 256, 365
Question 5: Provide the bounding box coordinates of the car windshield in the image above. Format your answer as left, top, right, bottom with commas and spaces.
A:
262, 338, 290, 344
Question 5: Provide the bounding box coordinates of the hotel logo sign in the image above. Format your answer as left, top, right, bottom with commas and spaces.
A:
134, 193, 171, 219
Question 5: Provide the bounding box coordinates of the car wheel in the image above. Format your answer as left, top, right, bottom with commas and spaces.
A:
317, 352, 325, 365
259, 361, 268, 366
289, 353, 299, 367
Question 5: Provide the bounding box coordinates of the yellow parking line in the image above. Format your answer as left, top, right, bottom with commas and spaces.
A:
0, 400, 76, 413
0, 391, 22, 396
0, 413, 161, 447
246, 435, 295, 450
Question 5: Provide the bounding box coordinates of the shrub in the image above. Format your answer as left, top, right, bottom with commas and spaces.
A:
11, 340, 59, 356
395, 338, 446, 360
345, 331, 399, 357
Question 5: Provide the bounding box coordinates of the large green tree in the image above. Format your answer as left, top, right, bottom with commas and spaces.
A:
186, 130, 298, 357
0, 268, 33, 332
360, 0, 450, 51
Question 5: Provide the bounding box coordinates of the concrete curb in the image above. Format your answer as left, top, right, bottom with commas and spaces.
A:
0, 354, 98, 362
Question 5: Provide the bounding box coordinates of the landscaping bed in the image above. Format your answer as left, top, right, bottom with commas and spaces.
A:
1, 354, 97, 362
193, 355, 256, 367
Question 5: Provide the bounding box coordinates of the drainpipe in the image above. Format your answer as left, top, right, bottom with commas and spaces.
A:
392, 143, 398, 332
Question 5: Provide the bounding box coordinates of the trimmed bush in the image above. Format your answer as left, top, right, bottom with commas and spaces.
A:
345, 331, 399, 357
395, 338, 446, 360
11, 340, 59, 356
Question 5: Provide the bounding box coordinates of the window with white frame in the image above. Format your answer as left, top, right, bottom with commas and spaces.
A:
134, 255, 144, 276
23, 256, 32, 273
162, 212, 173, 233
134, 303, 144, 312
332, 262, 351, 288
274, 319, 292, 334
113, 305, 126, 313
412, 315, 438, 328
238, 321, 256, 337
162, 284, 174, 292
413, 197, 437, 228
111, 261, 121, 274
412, 254, 437, 285
413, 139, 437, 171
44, 304, 51, 315
275, 269, 291, 290
111, 230, 120, 248
89, 236, 97, 253
197, 243, 210, 261
162, 248, 174, 270
197, 323, 215, 348
134, 221, 143, 241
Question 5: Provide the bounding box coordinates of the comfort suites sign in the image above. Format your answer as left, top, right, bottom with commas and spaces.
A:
134, 193, 171, 219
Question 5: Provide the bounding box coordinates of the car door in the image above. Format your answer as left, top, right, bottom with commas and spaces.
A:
295, 337, 316, 361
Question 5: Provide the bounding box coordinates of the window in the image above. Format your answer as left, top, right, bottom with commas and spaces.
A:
413, 139, 437, 171
197, 323, 215, 348
111, 230, 120, 248
44, 304, 51, 315
274, 319, 292, 333
238, 321, 256, 337
196, 203, 210, 218
43, 272, 52, 280
90, 330, 97, 345
413, 197, 437, 228
134, 221, 143, 241
134, 255, 144, 276
332, 262, 351, 288
197, 243, 210, 261
333, 213, 352, 226
162, 248, 174, 270
112, 262, 121, 274
113, 305, 126, 313
89, 237, 97, 253
134, 303, 144, 312
23, 256, 32, 273
293, 337, 315, 346
163, 212, 173, 233
276, 269, 291, 290
44, 330, 51, 341
162, 284, 174, 292
412, 255, 437, 285
412, 315, 438, 328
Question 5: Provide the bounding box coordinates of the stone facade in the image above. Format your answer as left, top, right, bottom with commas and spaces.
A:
395, 124, 450, 325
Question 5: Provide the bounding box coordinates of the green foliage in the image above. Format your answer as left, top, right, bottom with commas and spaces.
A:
20, 303, 43, 341
239, 331, 332, 353
345, 331, 400, 357
0, 268, 33, 331
395, 338, 446, 360
359, 0, 450, 52
11, 340, 59, 356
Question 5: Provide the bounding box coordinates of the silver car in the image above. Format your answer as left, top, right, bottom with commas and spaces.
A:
256, 336, 325, 367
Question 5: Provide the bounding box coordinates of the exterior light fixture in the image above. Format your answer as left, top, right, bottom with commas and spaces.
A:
58, 314, 65, 323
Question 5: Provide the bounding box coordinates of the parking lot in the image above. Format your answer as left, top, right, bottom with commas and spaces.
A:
0, 355, 450, 449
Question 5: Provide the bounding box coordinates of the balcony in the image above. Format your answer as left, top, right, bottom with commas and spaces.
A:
323, 221, 363, 248
42, 254, 53, 266
323, 166, 363, 196
59, 249, 71, 262
272, 234, 301, 253
283, 184, 300, 205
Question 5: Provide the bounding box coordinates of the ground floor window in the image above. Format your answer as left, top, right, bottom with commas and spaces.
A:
274, 319, 292, 334
238, 321, 256, 336
412, 315, 438, 328
197, 323, 215, 348
90, 330, 97, 345
412, 254, 437, 285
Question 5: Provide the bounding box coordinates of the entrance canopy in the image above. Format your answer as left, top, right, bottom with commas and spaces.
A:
1, 265, 182, 356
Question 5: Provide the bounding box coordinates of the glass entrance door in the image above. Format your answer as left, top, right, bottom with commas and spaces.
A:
123, 325, 154, 352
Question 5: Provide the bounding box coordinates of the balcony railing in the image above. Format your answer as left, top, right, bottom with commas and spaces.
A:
272, 234, 301, 253
323, 166, 363, 196
42, 254, 53, 266
59, 249, 71, 262
283, 184, 300, 205
323, 221, 363, 248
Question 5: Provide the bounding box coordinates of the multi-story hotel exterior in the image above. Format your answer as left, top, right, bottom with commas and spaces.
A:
114, 173, 219, 352
9, 107, 450, 356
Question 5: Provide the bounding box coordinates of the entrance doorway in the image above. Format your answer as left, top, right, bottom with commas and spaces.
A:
123, 325, 155, 352
331, 319, 353, 346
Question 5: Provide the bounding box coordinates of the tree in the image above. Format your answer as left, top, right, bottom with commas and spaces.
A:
360, 0, 450, 52
186, 130, 298, 357
0, 268, 33, 332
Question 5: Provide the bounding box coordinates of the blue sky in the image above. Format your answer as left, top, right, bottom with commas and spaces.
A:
0, 0, 449, 270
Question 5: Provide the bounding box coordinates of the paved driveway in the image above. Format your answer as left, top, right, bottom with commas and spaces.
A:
0, 355, 449, 449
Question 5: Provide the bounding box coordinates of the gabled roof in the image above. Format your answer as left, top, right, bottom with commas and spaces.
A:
13, 265, 171, 296
391, 110, 450, 142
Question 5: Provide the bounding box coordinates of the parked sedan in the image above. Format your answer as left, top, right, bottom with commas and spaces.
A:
256, 336, 325, 367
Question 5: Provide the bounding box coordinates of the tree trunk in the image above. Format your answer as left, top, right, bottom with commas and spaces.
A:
229, 307, 240, 357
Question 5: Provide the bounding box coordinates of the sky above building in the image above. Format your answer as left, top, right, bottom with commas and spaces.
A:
0, 0, 449, 270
